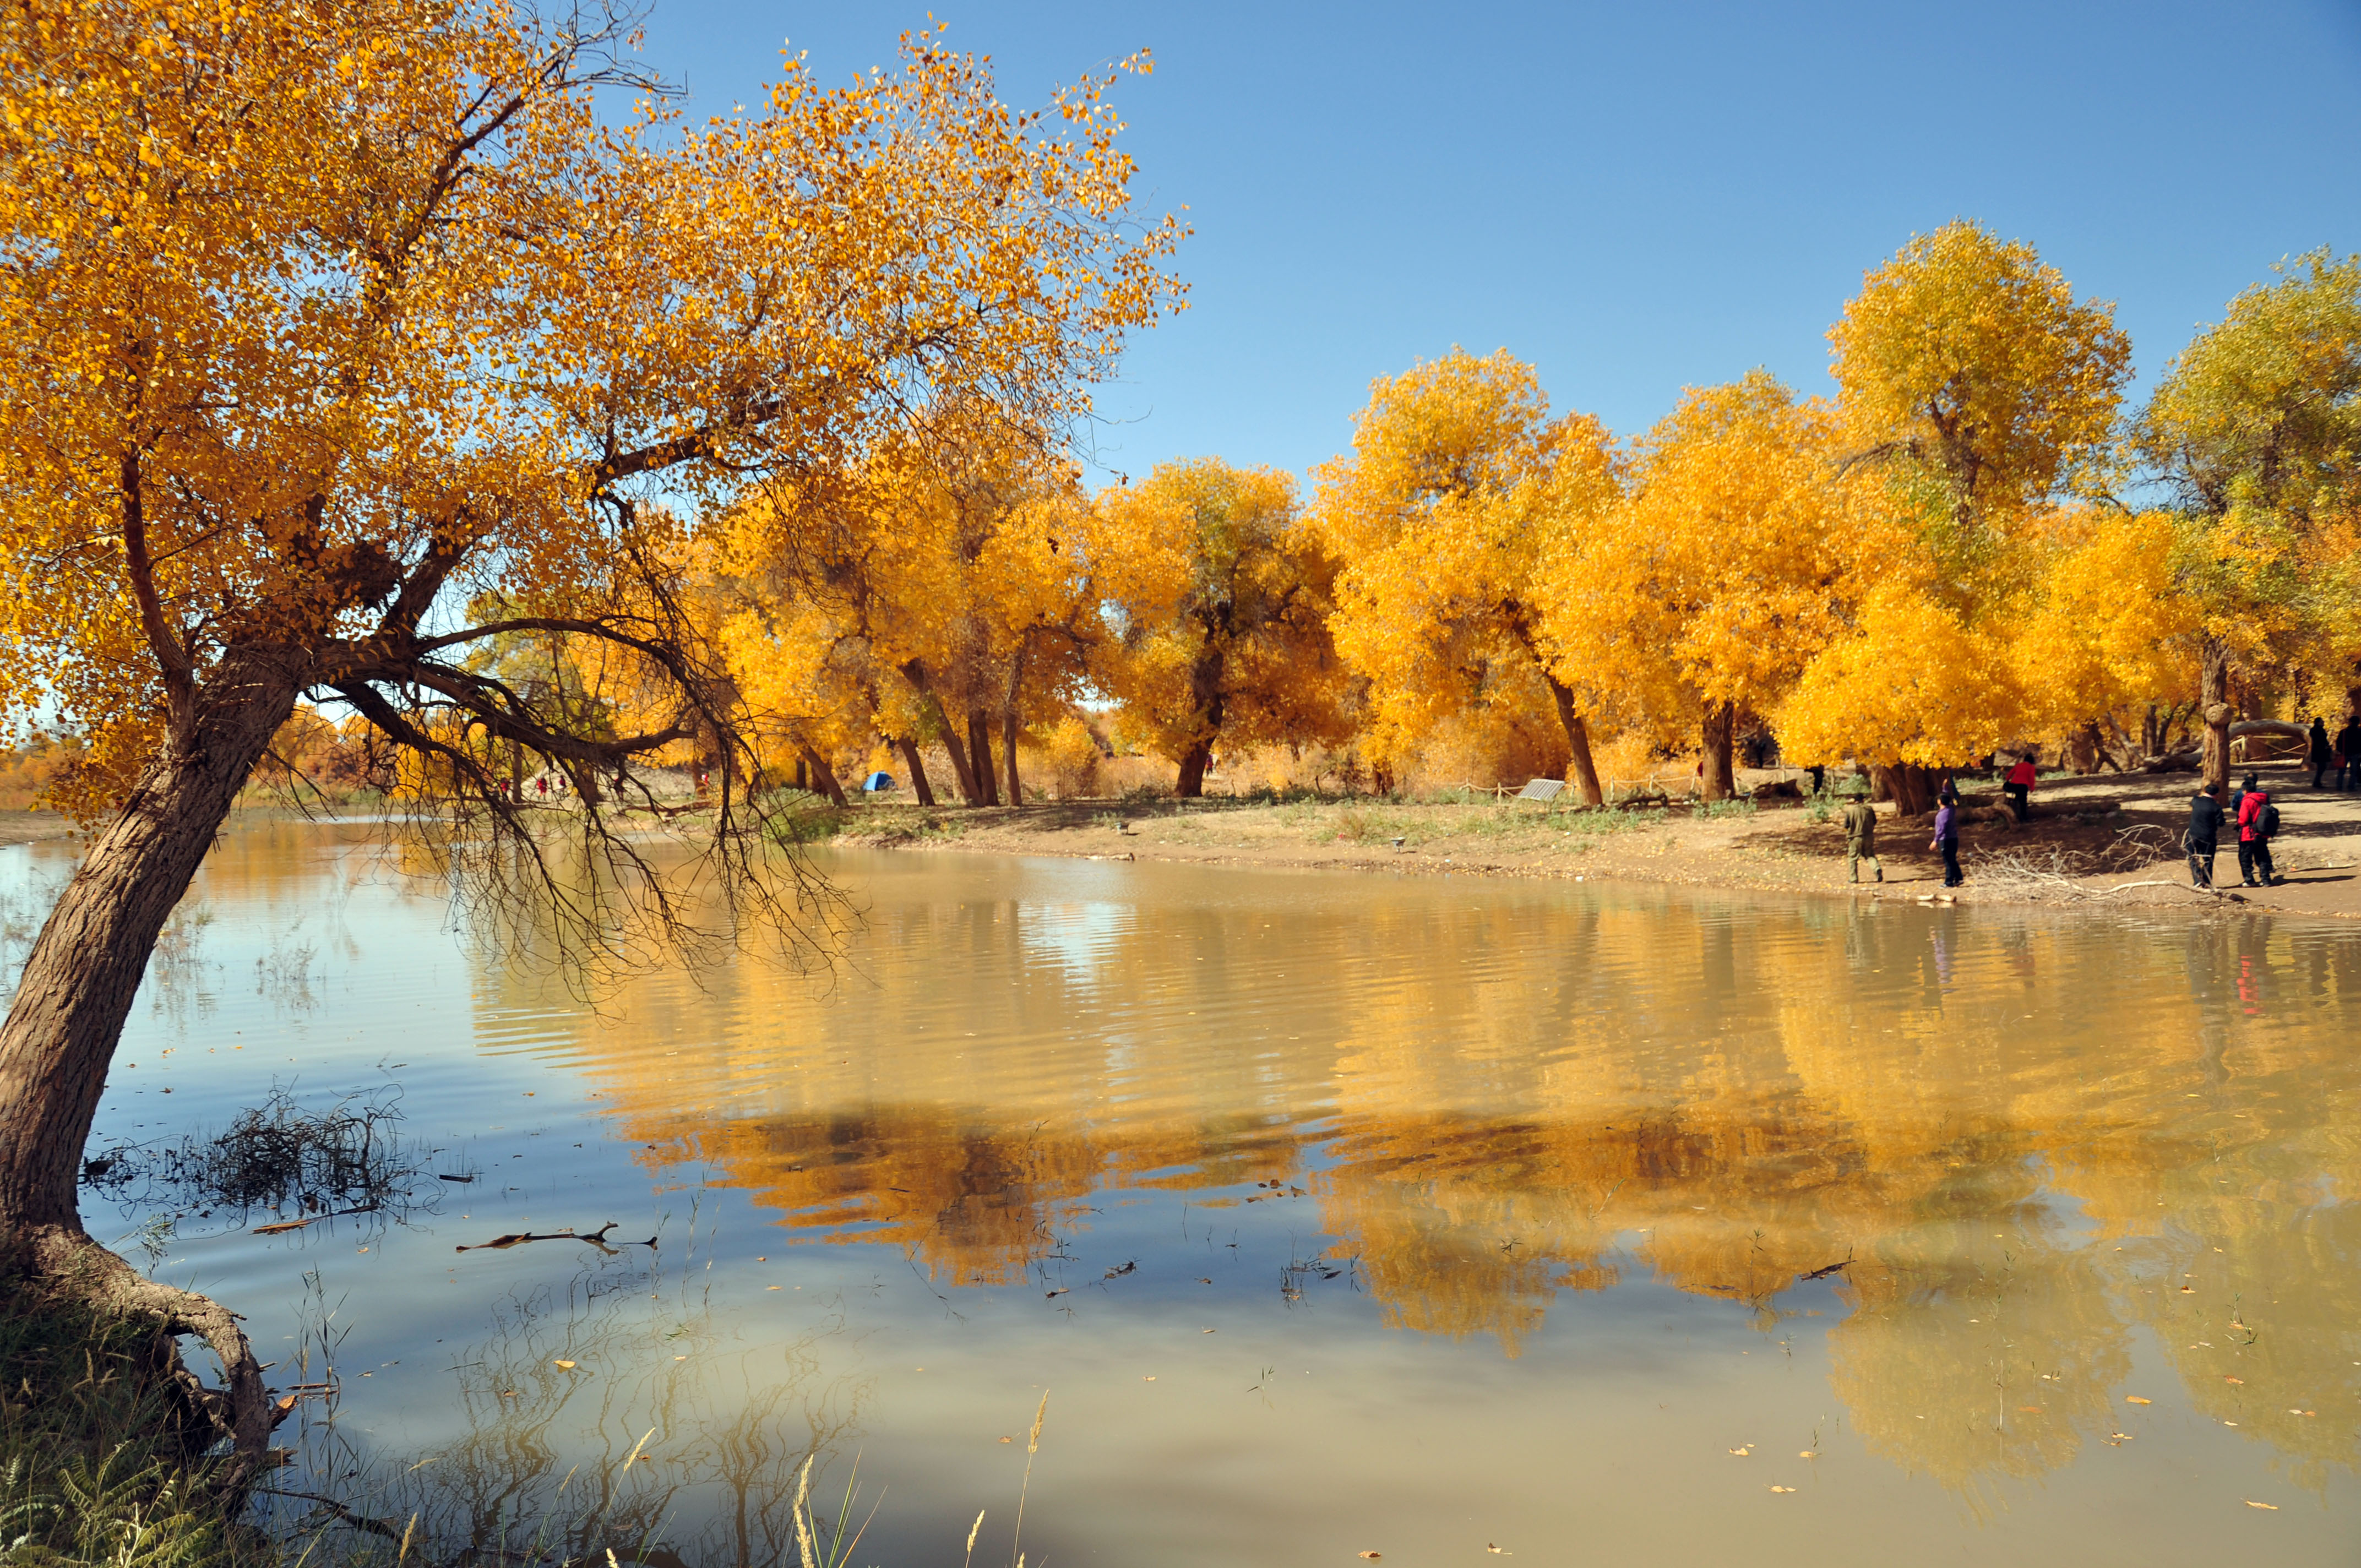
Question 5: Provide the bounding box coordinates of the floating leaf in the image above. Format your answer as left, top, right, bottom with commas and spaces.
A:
2124, 1396, 2151, 1404
552, 1360, 576, 1370
1769, 1485, 1796, 1494
1357, 1553, 1382, 1560
2246, 1501, 2278, 1510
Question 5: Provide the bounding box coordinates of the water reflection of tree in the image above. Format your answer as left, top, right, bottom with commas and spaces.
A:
485, 867, 2361, 1495
279, 1271, 867, 1568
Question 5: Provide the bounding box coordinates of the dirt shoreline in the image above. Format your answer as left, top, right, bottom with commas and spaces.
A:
831, 761, 2361, 921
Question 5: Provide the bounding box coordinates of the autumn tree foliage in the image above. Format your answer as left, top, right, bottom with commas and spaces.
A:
1308, 349, 1620, 803
0, 0, 1178, 1471
1776, 222, 2134, 812
716, 409, 1099, 807
1546, 372, 1852, 799
2136, 250, 2361, 793
1090, 459, 1347, 795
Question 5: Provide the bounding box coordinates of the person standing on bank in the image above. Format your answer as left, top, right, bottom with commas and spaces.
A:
1840, 794, 1882, 883
2308, 717, 2333, 790
2338, 714, 2361, 791
1932, 783, 1964, 888
2236, 772, 2279, 887
2003, 753, 2037, 824
2186, 781, 2223, 889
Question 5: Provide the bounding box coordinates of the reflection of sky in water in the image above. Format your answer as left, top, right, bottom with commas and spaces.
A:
11, 826, 2360, 1566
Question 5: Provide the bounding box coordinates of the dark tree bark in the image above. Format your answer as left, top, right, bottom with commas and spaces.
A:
799, 744, 849, 807
0, 647, 304, 1479
1699, 703, 1737, 801
1002, 645, 1026, 807
1176, 739, 1214, 798
1542, 673, 1604, 807
897, 660, 982, 804
2201, 634, 2233, 798
1872, 762, 1935, 818
895, 737, 937, 806
967, 709, 999, 806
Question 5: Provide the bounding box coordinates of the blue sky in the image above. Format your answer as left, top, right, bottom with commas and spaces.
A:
635, 1, 2361, 484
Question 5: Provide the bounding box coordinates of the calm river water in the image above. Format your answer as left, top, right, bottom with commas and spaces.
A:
14, 820, 2361, 1565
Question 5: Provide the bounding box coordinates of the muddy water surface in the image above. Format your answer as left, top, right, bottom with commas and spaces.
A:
20, 820, 2361, 1565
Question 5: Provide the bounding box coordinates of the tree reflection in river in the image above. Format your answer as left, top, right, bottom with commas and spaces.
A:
510, 856, 2361, 1497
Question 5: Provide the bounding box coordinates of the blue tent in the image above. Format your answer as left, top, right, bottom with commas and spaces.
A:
861, 771, 897, 793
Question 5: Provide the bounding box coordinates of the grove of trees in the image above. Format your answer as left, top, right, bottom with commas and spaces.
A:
688, 223, 2361, 816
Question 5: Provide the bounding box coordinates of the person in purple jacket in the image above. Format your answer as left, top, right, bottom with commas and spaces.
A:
1932, 782, 1964, 887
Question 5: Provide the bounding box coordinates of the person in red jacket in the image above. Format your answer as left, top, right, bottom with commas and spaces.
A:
2003, 753, 2037, 824
2236, 774, 2280, 887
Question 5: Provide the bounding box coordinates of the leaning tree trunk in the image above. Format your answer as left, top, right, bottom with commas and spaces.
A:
894, 737, 937, 807
799, 744, 850, 808
896, 661, 982, 804
1542, 673, 1605, 807
967, 710, 999, 807
2201, 634, 2233, 798
1699, 703, 1737, 801
0, 651, 303, 1480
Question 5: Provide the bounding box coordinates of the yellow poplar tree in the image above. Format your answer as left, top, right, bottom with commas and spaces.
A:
1090, 459, 1347, 794
1780, 221, 2131, 811
2136, 250, 2361, 792
1308, 349, 1620, 802
0, 0, 1179, 1467
1546, 372, 1851, 798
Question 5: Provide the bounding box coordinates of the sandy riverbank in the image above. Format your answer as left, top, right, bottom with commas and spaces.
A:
830, 761, 2361, 919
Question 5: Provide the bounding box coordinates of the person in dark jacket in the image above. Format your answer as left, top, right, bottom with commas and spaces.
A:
2338, 716, 2361, 791
2308, 717, 2333, 789
2185, 782, 2223, 889
2237, 773, 2278, 886
1932, 783, 1963, 887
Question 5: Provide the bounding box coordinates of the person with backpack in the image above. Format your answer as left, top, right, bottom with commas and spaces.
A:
2185, 782, 2223, 889
2236, 773, 2280, 887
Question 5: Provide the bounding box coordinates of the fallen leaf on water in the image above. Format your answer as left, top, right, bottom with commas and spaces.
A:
673, 1355, 686, 1361
1799, 1451, 1816, 1458
1769, 1485, 1796, 1494
1727, 1447, 1751, 1456
766, 1286, 781, 1291
1143, 1375, 1156, 1381
1486, 1546, 1509, 1554
2223, 1376, 2243, 1384
2017, 1406, 2042, 1413
553, 1360, 576, 1370
2105, 1433, 2131, 1445
998, 1437, 1013, 1444
1202, 1328, 1216, 1333
1357, 1553, 1381, 1560
1196, 1277, 1212, 1284
1045, 1288, 1068, 1299
2180, 1286, 2196, 1293
2124, 1396, 2152, 1404
2246, 1500, 2278, 1510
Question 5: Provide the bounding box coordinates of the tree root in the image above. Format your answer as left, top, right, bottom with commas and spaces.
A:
18, 1223, 284, 1493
